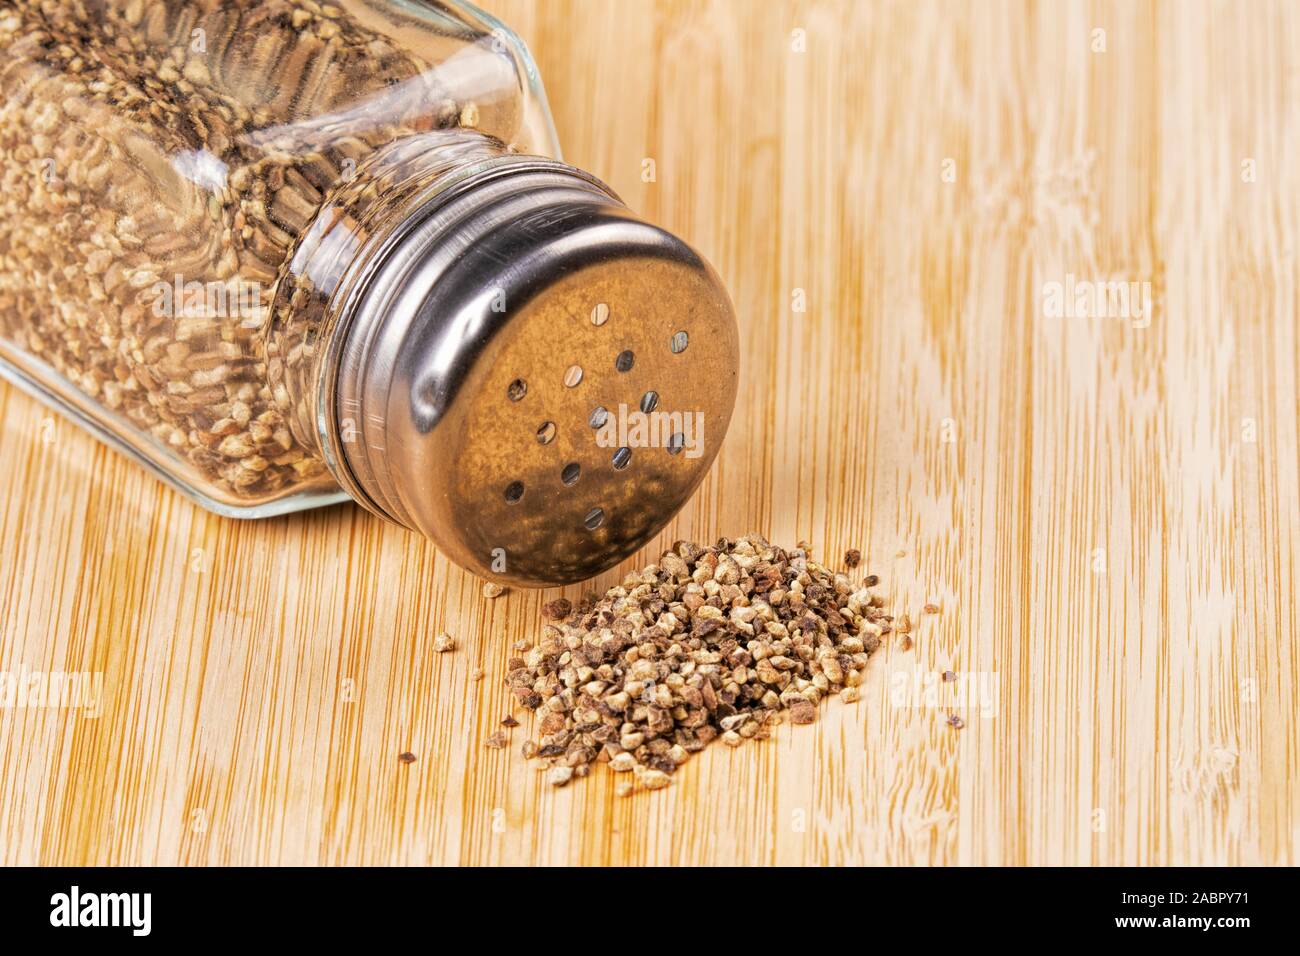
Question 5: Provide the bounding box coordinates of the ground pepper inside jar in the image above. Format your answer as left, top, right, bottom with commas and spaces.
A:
0, 0, 478, 503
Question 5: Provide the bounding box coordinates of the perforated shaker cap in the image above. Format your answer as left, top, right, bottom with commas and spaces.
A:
323, 157, 739, 586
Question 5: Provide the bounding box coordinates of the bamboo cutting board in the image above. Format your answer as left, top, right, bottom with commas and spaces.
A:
0, 0, 1296, 866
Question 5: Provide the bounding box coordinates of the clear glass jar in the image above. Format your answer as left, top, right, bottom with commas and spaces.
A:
0, 0, 738, 585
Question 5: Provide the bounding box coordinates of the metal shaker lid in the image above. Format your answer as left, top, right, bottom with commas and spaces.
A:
325, 157, 738, 586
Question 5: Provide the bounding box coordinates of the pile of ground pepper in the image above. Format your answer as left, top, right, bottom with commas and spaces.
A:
501, 535, 894, 792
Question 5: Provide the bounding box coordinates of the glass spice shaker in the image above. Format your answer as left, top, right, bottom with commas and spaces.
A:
0, 0, 739, 586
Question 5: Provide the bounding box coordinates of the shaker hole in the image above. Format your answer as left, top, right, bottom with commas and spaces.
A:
504, 480, 524, 503
639, 390, 659, 413
588, 406, 609, 429
670, 331, 689, 354
561, 462, 581, 486
612, 447, 632, 470
564, 364, 584, 387
584, 507, 605, 530
536, 421, 556, 444
615, 350, 634, 372
667, 433, 685, 455
507, 378, 527, 402
591, 303, 610, 326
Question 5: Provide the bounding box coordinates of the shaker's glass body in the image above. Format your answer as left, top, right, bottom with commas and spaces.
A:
0, 0, 559, 515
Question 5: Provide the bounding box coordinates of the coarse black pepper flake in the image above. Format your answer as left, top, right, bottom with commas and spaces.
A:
541, 597, 572, 621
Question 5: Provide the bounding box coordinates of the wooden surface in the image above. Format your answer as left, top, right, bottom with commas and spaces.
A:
1, 0, 1297, 866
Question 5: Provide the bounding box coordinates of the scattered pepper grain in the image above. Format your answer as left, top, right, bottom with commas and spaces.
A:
638, 769, 672, 790
545, 766, 574, 787
542, 597, 572, 621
